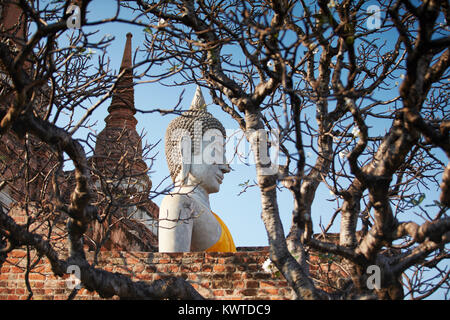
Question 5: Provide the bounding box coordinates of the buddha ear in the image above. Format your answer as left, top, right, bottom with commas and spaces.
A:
178, 136, 192, 185
179, 162, 191, 184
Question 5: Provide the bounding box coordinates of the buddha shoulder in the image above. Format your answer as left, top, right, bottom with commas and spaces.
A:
159, 193, 202, 219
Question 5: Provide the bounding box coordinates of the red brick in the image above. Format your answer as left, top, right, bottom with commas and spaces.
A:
237, 288, 257, 296
260, 280, 276, 288
167, 265, 179, 273
44, 289, 54, 295
258, 288, 279, 296
14, 217, 26, 224
201, 264, 213, 272
231, 273, 242, 280
0, 266, 10, 273
32, 265, 48, 274
166, 253, 183, 259
213, 290, 225, 297
210, 273, 227, 280
187, 274, 198, 282
213, 265, 225, 272
9, 266, 23, 273
233, 280, 245, 289
252, 272, 272, 280
6, 288, 15, 294
136, 273, 152, 281
247, 264, 259, 272
133, 264, 145, 273
109, 251, 121, 258
33, 289, 45, 295
277, 280, 288, 287
29, 274, 46, 280
32, 281, 44, 288
236, 265, 246, 271
15, 288, 25, 295
211, 280, 233, 289
224, 265, 236, 272
246, 280, 260, 289
158, 258, 170, 264
126, 257, 139, 265
10, 251, 26, 258
180, 264, 192, 273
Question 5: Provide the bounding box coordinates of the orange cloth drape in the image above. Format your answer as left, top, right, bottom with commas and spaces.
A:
206, 212, 237, 252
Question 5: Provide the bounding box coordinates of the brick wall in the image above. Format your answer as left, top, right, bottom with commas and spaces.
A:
0, 247, 348, 300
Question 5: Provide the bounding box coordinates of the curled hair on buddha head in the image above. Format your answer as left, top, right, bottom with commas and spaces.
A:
165, 86, 226, 183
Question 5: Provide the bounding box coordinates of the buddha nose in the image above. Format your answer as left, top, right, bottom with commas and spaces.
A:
220, 164, 231, 174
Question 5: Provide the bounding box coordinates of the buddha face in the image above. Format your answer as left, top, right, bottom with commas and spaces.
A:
186, 130, 230, 194
189, 162, 230, 194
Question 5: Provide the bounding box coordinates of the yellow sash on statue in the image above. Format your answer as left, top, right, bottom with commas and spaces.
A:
206, 212, 237, 252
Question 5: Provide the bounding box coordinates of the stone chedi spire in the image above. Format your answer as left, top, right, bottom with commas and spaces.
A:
94, 33, 151, 192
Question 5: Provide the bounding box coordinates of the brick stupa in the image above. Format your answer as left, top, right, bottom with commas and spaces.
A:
90, 33, 158, 251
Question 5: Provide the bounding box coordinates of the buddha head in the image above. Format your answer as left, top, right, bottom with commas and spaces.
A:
165, 86, 230, 193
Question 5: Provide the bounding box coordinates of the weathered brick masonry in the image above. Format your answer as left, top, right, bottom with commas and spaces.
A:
0, 247, 347, 300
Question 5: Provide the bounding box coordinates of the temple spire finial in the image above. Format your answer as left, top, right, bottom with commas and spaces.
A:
189, 86, 207, 111
120, 33, 133, 71
108, 32, 135, 114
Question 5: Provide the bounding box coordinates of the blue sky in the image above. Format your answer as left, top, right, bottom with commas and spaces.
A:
58, 1, 448, 298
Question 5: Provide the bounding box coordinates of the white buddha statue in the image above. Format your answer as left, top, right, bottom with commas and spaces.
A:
158, 86, 236, 252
